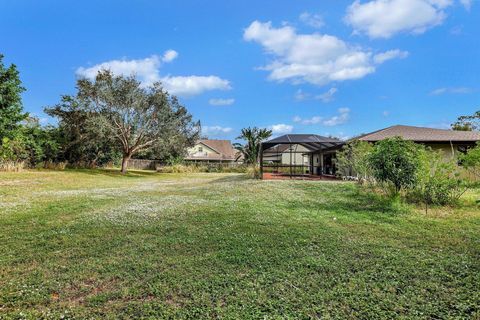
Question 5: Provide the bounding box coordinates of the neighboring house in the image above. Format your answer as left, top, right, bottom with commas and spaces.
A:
356, 125, 480, 158
260, 125, 480, 178
186, 139, 241, 163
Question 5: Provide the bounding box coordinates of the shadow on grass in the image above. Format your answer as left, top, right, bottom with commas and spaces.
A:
208, 174, 250, 184
284, 185, 410, 223
64, 168, 158, 178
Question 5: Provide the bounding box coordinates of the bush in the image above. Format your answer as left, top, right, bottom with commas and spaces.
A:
460, 142, 480, 181
368, 137, 423, 195
158, 163, 247, 174
335, 140, 373, 184
410, 149, 467, 206
245, 165, 261, 179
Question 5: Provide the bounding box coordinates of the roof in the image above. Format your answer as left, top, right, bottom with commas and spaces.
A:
262, 134, 344, 152
357, 125, 480, 142
185, 139, 238, 161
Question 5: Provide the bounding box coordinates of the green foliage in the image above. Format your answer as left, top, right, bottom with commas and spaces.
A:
411, 149, 467, 206
368, 137, 423, 194
234, 127, 272, 164
0, 54, 29, 164
460, 142, 480, 178
45, 95, 121, 167
159, 163, 247, 173
0, 54, 27, 140
451, 110, 480, 131
335, 140, 373, 183
73, 70, 200, 173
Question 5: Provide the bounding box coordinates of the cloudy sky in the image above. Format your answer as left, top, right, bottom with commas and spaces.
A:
1, 0, 478, 140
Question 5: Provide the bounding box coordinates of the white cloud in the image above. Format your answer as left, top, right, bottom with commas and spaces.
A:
316, 87, 338, 102
345, 0, 454, 39
382, 110, 390, 117
161, 75, 231, 97
76, 51, 230, 97
293, 116, 302, 122
294, 89, 310, 101
244, 20, 404, 86
430, 87, 473, 95
323, 107, 350, 126
76, 54, 162, 86
299, 12, 325, 28
373, 50, 409, 64
294, 108, 350, 126
208, 98, 235, 106
270, 124, 294, 134
296, 116, 324, 125
460, 0, 472, 9
202, 126, 233, 136
162, 50, 178, 62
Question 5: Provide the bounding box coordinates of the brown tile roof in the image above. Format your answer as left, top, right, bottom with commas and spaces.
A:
185, 139, 238, 161
357, 125, 480, 142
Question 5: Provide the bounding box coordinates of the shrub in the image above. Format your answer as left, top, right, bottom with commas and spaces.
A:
460, 142, 480, 180
245, 165, 261, 179
368, 137, 423, 195
158, 163, 247, 174
335, 140, 373, 183
410, 149, 468, 206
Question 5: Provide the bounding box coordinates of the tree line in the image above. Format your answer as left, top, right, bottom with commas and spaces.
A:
0, 54, 200, 173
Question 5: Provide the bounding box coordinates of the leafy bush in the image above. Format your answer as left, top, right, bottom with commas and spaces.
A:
368, 137, 423, 195
410, 149, 467, 206
460, 142, 480, 180
335, 140, 373, 183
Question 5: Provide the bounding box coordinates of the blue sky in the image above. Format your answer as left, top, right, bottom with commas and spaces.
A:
1, 0, 479, 141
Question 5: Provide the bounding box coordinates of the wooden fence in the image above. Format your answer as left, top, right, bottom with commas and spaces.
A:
127, 159, 246, 171
127, 159, 163, 170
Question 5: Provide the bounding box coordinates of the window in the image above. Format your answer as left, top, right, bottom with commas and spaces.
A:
198, 146, 203, 153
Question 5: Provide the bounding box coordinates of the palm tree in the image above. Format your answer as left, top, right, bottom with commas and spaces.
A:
234, 127, 272, 164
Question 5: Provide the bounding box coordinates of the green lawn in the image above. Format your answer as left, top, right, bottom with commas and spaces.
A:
0, 170, 479, 319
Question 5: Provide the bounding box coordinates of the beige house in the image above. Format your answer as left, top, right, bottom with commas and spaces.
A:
259, 125, 480, 178
356, 125, 480, 159
186, 139, 241, 163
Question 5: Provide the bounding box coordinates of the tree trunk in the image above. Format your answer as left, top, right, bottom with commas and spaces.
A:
121, 154, 131, 174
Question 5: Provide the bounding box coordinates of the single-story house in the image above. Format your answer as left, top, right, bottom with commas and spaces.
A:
186, 139, 242, 163
260, 125, 480, 178
356, 125, 480, 158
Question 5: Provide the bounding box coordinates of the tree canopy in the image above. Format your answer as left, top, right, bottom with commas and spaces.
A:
50, 70, 200, 172
368, 137, 423, 194
451, 110, 480, 131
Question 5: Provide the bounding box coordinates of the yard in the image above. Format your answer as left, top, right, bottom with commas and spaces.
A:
0, 170, 479, 319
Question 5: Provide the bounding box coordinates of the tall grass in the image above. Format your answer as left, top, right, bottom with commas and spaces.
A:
158, 163, 248, 174
0, 160, 25, 172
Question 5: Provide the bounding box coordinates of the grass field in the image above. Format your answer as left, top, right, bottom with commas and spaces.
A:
1, 170, 479, 319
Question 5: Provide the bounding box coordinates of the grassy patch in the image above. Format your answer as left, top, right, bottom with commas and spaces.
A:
0, 170, 479, 319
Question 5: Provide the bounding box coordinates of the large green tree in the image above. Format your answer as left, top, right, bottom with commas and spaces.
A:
45, 95, 120, 167
234, 127, 272, 164
0, 54, 29, 162
0, 54, 27, 139
61, 70, 200, 173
